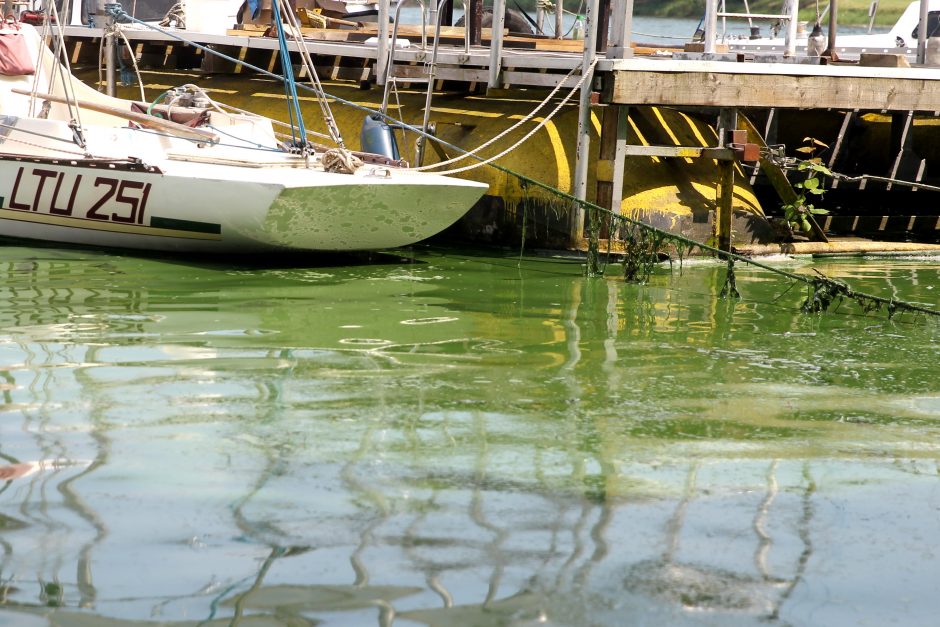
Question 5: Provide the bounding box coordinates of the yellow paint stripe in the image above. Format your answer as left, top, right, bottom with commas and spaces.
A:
679, 111, 718, 167
652, 107, 693, 164
0, 210, 222, 240
590, 111, 601, 136
626, 117, 661, 164
477, 115, 569, 188
679, 112, 711, 148
252, 92, 325, 103
542, 118, 570, 192
429, 106, 504, 119
235, 47, 249, 74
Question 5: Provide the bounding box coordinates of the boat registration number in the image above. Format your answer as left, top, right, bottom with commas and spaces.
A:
4, 166, 152, 225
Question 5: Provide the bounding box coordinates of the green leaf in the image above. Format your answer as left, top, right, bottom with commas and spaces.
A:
809, 207, 829, 215
803, 178, 820, 190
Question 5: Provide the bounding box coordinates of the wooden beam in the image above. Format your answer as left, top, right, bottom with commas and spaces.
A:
604, 68, 940, 112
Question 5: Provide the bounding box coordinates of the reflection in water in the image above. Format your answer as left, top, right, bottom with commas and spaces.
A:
0, 248, 938, 625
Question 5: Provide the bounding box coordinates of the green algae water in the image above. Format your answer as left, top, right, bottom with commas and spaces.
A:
0, 244, 938, 626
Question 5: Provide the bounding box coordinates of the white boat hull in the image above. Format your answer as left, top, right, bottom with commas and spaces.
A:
0, 156, 486, 253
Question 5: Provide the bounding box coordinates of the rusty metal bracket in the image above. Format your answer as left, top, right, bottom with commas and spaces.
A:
726, 129, 760, 163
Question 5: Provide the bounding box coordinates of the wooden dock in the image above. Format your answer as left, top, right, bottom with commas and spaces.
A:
58, 0, 940, 251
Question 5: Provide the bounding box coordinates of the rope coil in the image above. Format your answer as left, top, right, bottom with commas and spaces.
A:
321, 148, 363, 174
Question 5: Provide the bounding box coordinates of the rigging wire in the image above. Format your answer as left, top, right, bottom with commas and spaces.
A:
270, 0, 306, 148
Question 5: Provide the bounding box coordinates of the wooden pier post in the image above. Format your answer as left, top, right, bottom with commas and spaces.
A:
595, 105, 629, 217
570, 0, 601, 245
468, 0, 483, 46
716, 108, 738, 252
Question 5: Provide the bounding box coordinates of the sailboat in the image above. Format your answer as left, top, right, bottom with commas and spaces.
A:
0, 8, 487, 254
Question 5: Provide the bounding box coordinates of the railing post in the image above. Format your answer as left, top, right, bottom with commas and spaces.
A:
98, 0, 116, 96
918, 0, 929, 64
488, 0, 506, 88
784, 0, 799, 57
704, 0, 718, 54
607, 0, 634, 59
824, 0, 838, 58
377, 0, 390, 86
555, 0, 563, 39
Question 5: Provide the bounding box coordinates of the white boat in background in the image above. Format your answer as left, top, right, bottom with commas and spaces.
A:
0, 21, 487, 254
728, 1, 940, 59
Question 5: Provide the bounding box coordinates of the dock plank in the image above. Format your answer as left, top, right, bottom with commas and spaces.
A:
603, 59, 940, 112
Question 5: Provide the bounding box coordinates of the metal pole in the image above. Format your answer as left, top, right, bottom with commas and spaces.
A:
824, 0, 838, 59
98, 0, 116, 96
607, 0, 634, 59
917, 0, 930, 64
570, 0, 601, 244
704, 0, 718, 54
784, 0, 799, 57
376, 0, 390, 86
556, 0, 563, 39
488, 0, 506, 88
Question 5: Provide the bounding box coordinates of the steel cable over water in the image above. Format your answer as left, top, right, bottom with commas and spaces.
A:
98, 7, 940, 321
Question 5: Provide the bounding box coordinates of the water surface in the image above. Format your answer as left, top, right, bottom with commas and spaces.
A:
0, 245, 939, 625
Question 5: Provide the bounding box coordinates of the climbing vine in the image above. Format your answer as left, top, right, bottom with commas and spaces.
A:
779, 138, 831, 235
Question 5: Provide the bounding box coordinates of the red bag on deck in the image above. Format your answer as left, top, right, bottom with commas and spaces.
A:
0, 19, 35, 76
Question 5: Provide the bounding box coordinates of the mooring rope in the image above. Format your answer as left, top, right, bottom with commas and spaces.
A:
410, 60, 589, 172
422, 58, 597, 175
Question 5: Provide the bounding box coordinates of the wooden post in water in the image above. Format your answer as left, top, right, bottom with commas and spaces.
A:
716, 108, 738, 252
594, 105, 629, 218
570, 0, 601, 245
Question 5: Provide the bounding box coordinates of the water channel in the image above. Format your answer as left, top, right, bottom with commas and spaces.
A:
0, 243, 938, 625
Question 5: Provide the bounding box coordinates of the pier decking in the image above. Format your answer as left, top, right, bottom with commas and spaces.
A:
601, 58, 940, 112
